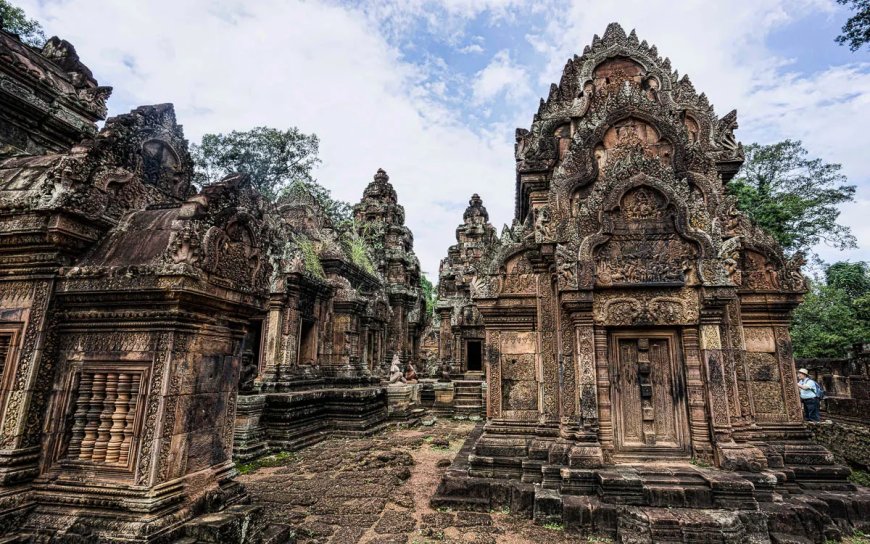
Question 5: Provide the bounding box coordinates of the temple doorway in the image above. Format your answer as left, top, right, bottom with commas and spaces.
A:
466, 340, 482, 372
609, 330, 690, 458
299, 319, 318, 365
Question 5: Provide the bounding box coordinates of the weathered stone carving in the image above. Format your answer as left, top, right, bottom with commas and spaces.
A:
0, 27, 428, 541
434, 23, 869, 541
389, 353, 407, 385
354, 169, 426, 371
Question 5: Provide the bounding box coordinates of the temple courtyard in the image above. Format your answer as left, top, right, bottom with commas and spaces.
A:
238, 419, 603, 544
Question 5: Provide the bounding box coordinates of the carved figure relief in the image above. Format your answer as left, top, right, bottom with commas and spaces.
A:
743, 250, 780, 290
594, 186, 699, 286
596, 118, 674, 172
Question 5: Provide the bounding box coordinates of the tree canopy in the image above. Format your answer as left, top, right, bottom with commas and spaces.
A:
420, 274, 436, 319
836, 0, 870, 51
190, 126, 351, 226
728, 140, 856, 259
791, 261, 870, 358
0, 0, 46, 47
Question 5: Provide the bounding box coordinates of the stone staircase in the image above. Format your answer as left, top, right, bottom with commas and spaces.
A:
452, 380, 485, 418
433, 427, 870, 543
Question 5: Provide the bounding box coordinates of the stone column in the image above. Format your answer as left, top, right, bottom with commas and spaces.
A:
485, 329, 502, 419
258, 291, 287, 389
0, 278, 54, 485
536, 273, 559, 421
699, 320, 734, 444
681, 328, 714, 461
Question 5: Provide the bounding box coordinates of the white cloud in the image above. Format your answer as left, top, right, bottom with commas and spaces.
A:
458, 43, 484, 54
471, 49, 532, 105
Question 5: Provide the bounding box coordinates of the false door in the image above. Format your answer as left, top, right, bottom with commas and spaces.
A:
610, 331, 690, 457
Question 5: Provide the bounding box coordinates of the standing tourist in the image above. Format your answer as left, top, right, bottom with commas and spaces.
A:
796, 368, 821, 422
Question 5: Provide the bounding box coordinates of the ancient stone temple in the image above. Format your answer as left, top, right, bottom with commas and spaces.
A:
1, 15, 869, 544
436, 194, 497, 376
0, 26, 427, 542
435, 23, 870, 541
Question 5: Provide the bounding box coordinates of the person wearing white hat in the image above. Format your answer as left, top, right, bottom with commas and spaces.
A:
796, 368, 821, 422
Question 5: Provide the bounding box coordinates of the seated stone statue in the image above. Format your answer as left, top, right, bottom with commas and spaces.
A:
405, 360, 418, 382
438, 361, 452, 382
389, 354, 406, 385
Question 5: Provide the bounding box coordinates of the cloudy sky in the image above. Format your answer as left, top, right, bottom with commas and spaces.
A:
18, 0, 870, 278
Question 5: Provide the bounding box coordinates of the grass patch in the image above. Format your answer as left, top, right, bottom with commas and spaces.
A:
848, 469, 870, 487
294, 235, 325, 279
346, 235, 376, 275
848, 529, 869, 543
587, 536, 614, 543
690, 457, 711, 468
543, 522, 564, 531
236, 450, 297, 475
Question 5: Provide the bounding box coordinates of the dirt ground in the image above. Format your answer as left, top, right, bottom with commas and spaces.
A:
237, 419, 590, 544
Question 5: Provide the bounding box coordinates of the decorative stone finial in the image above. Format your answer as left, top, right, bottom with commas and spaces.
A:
464, 193, 489, 223
374, 168, 389, 183
603, 22, 627, 42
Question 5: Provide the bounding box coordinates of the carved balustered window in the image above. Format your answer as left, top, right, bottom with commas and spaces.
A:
65, 368, 146, 468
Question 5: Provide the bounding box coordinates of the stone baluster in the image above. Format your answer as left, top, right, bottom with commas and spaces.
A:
106, 373, 130, 464
118, 375, 139, 467
79, 372, 105, 460
67, 371, 93, 458
92, 372, 117, 463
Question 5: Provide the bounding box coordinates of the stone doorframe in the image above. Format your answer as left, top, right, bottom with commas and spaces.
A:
590, 326, 715, 464
607, 329, 691, 459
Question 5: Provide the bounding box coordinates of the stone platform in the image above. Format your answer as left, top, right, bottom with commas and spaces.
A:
432, 424, 870, 543
234, 386, 390, 462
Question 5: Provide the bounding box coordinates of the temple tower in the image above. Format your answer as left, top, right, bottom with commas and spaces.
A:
434, 24, 869, 540
436, 194, 497, 375
354, 169, 426, 369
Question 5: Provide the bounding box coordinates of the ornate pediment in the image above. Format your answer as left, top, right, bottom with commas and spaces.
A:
593, 186, 699, 287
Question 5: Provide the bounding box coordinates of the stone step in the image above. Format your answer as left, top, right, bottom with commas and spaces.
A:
183, 504, 275, 544
429, 495, 490, 512
769, 533, 814, 544
618, 505, 765, 543
258, 524, 295, 544
533, 486, 563, 525
642, 484, 714, 508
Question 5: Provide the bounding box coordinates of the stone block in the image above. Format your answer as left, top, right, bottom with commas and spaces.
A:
533, 486, 562, 524
510, 481, 536, 518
